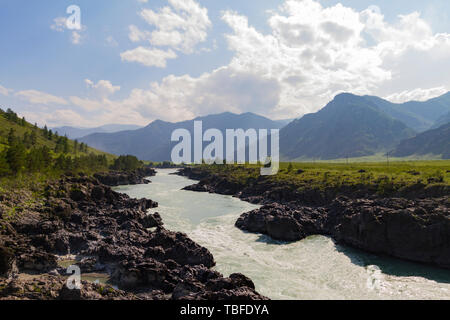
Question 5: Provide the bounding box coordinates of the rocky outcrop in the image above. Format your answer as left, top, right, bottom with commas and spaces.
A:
179, 167, 450, 269
0, 174, 267, 300
328, 197, 450, 268
0, 274, 139, 300
0, 245, 17, 279
236, 203, 327, 242
179, 167, 450, 204
94, 167, 156, 186
235, 197, 450, 268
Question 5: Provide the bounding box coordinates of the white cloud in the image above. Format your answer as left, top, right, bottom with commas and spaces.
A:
0, 85, 12, 96
22, 109, 86, 127
15, 90, 68, 105
128, 25, 150, 42
50, 17, 67, 32
121, 47, 177, 68
50, 16, 86, 45
139, 0, 212, 54
385, 86, 448, 103
85, 79, 121, 98
121, 0, 212, 67
13, 0, 450, 127
71, 31, 82, 45
207, 0, 450, 118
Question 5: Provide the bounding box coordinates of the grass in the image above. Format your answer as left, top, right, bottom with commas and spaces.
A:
0, 114, 114, 160
291, 152, 444, 163
187, 160, 450, 196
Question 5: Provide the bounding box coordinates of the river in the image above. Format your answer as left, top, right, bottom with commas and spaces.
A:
114, 169, 450, 300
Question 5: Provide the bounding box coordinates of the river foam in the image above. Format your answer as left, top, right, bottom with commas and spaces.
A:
114, 169, 450, 300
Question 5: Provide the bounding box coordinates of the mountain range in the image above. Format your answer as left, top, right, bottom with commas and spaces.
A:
52, 124, 143, 140
78, 92, 450, 161
432, 111, 450, 129
392, 123, 450, 159
80, 112, 284, 162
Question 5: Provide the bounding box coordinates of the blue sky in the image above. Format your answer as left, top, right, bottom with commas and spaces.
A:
0, 0, 449, 127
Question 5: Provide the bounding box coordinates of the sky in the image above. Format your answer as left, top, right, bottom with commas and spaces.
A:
0, 0, 450, 127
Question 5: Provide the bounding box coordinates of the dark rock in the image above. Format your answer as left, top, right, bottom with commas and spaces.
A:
328, 197, 450, 268
94, 167, 156, 187
19, 251, 58, 272
148, 229, 215, 268
0, 245, 17, 278
141, 213, 163, 228
1, 173, 267, 301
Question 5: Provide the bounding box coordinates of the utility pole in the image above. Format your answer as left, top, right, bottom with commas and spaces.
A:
386, 152, 390, 167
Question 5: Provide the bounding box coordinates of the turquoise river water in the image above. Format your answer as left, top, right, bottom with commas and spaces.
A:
114, 169, 450, 300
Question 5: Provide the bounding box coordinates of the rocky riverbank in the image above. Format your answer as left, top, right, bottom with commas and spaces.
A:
0, 172, 267, 300
178, 167, 450, 269
94, 167, 157, 186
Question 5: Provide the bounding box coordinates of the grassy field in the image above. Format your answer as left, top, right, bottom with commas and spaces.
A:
187, 160, 450, 196
290, 152, 445, 163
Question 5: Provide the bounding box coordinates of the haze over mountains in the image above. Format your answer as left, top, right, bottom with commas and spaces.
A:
393, 123, 450, 159
78, 92, 450, 161
80, 112, 284, 162
52, 124, 143, 140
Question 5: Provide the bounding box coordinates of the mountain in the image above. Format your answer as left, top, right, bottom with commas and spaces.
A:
363, 92, 450, 132
52, 124, 143, 140
79, 112, 284, 161
432, 111, 450, 129
280, 93, 416, 160
274, 118, 296, 128
392, 123, 450, 159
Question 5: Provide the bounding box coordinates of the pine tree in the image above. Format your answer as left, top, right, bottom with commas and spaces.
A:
287, 162, 293, 173
41, 146, 51, 167
63, 136, 69, 154
0, 150, 10, 176
7, 128, 16, 146
6, 142, 26, 174
30, 131, 37, 145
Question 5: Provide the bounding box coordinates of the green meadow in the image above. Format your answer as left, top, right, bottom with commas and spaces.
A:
186, 160, 450, 196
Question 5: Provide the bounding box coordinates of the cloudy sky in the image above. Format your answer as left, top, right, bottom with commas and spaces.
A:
1, 0, 450, 127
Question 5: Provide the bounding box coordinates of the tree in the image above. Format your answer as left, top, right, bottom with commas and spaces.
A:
41, 146, 51, 167
287, 162, 293, 173
7, 128, 16, 146
63, 136, 69, 154
6, 142, 26, 174
30, 131, 37, 145
110, 155, 142, 171
0, 150, 10, 176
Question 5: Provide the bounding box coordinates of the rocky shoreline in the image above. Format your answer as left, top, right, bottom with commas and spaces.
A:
178, 167, 450, 269
0, 171, 267, 300
94, 167, 157, 186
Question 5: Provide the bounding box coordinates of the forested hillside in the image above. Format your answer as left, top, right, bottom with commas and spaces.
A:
0, 108, 112, 177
